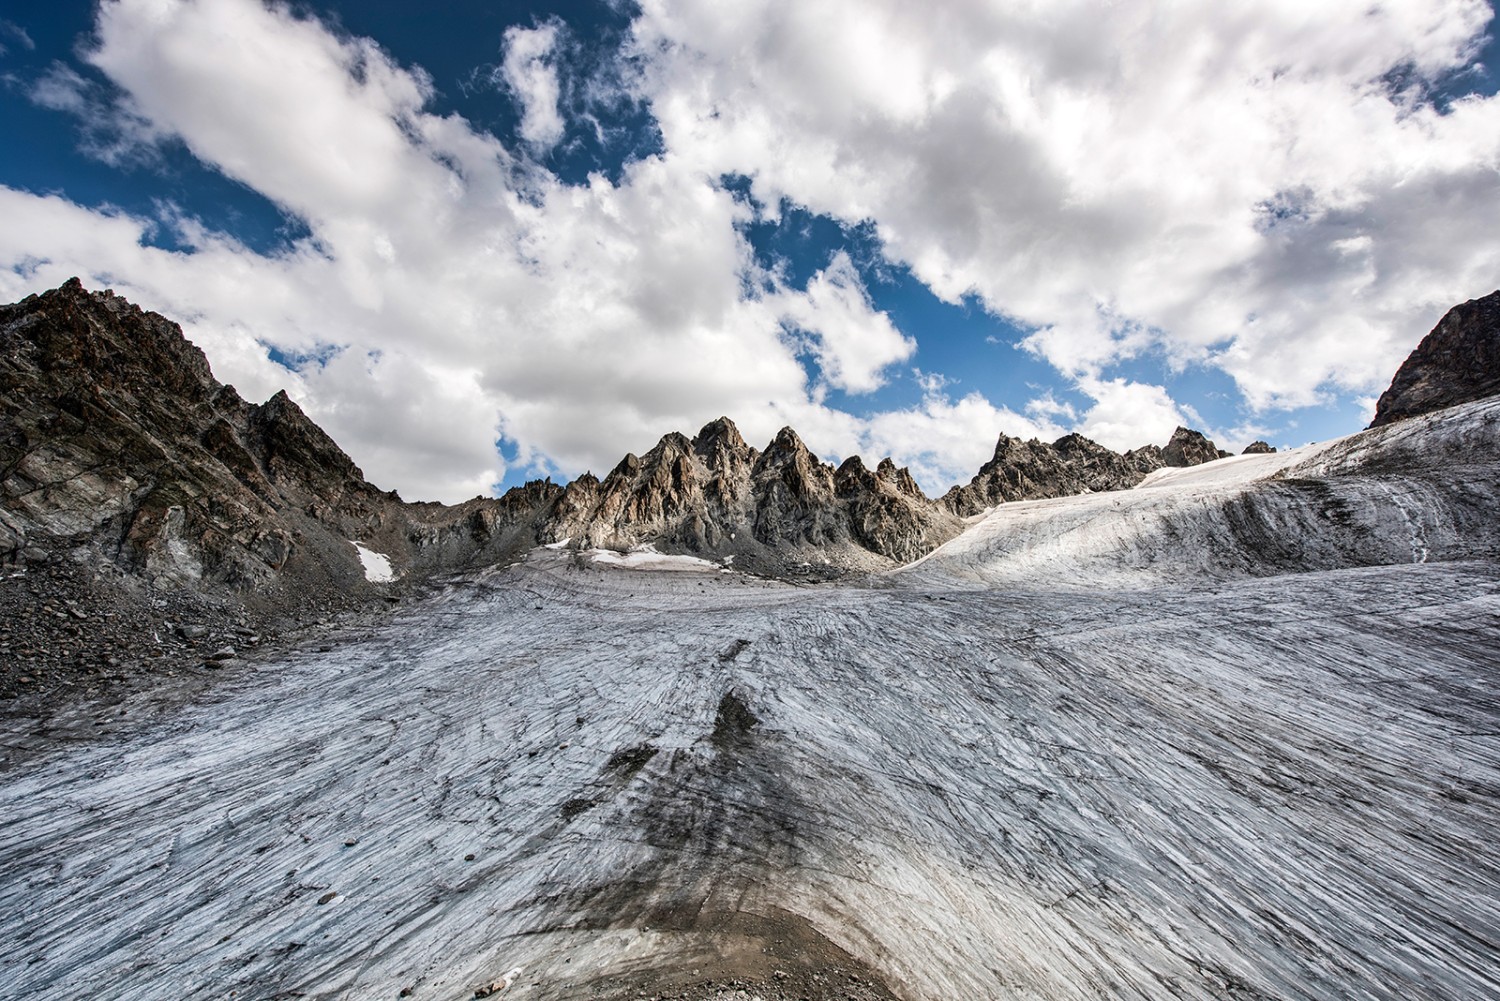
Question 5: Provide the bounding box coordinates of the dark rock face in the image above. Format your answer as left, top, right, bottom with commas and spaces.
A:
547, 419, 962, 564
1243, 441, 1276, 455
0, 281, 963, 584
2, 279, 314, 590
1162, 426, 1231, 467
0, 280, 544, 605
0, 280, 1241, 593
1370, 290, 1500, 427
943, 433, 1158, 517
941, 425, 1231, 517
835, 455, 954, 564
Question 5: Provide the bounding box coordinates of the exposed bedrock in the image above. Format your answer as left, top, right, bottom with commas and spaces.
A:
1370, 288, 1500, 427
3, 280, 1246, 593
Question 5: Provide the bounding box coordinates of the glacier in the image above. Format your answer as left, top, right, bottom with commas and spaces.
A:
0, 401, 1497, 1000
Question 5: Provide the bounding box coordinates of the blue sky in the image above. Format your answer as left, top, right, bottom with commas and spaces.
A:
2, 1, 1499, 501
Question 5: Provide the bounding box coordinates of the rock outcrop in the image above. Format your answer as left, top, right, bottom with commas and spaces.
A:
0, 280, 542, 603
545, 420, 962, 566
939, 428, 1226, 518
1163, 426, 1231, 467
2, 279, 317, 590
0, 279, 1233, 590
1369, 290, 1500, 427
1242, 441, 1276, 455
0, 281, 965, 583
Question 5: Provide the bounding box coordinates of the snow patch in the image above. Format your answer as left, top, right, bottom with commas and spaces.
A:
588, 544, 723, 572
350, 541, 396, 583
1134, 440, 1340, 491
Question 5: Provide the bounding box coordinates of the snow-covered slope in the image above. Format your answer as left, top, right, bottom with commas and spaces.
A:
1, 399, 1497, 1001
1, 552, 1496, 1001
900, 396, 1500, 589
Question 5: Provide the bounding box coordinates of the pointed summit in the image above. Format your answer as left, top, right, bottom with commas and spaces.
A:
763, 426, 810, 459
875, 457, 925, 499
1162, 427, 1228, 467
1370, 290, 1500, 427
646, 431, 693, 459
692, 416, 746, 454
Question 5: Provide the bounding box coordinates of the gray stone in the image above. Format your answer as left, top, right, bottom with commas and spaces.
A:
1371, 289, 1500, 426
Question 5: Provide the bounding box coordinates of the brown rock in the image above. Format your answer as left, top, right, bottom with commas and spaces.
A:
942, 432, 1167, 517
1162, 427, 1228, 467
1370, 290, 1500, 427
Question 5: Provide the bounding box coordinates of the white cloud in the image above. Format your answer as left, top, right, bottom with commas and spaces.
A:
1025, 391, 1078, 425
2, 0, 918, 502
7, 0, 1499, 504
29, 63, 91, 114
858, 381, 1066, 495
501, 22, 566, 152
1074, 377, 1198, 453
631, 0, 1500, 416
28, 61, 166, 166
773, 251, 914, 394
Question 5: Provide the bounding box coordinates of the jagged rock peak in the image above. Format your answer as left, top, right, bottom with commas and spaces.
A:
607, 452, 642, 478
249, 388, 371, 493
876, 457, 926, 499
1370, 290, 1500, 428
1243, 441, 1276, 455
1, 279, 408, 593
648, 430, 693, 457
763, 425, 811, 458
4, 275, 217, 401
693, 416, 747, 452
987, 432, 1026, 460
941, 425, 1231, 517
835, 454, 870, 477
1162, 426, 1229, 467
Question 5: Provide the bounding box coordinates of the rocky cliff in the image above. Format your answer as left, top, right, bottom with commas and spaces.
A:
1, 280, 1236, 592
1, 279, 365, 592
0, 281, 970, 595
1163, 426, 1232, 466
1370, 290, 1500, 427
545, 420, 962, 569
940, 426, 1228, 518
0, 281, 571, 597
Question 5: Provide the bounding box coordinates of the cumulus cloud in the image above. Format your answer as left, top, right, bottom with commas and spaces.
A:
631, 0, 1500, 414
860, 382, 1066, 495
1073, 377, 1199, 453
5, 0, 1499, 502
1, 0, 916, 501
501, 22, 566, 152
773, 251, 914, 394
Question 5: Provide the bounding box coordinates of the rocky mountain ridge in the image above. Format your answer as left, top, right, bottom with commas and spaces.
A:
546, 420, 965, 567
0, 279, 1236, 595
1370, 289, 1500, 427
1, 275, 1494, 711
0, 279, 412, 605
939, 426, 1238, 517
